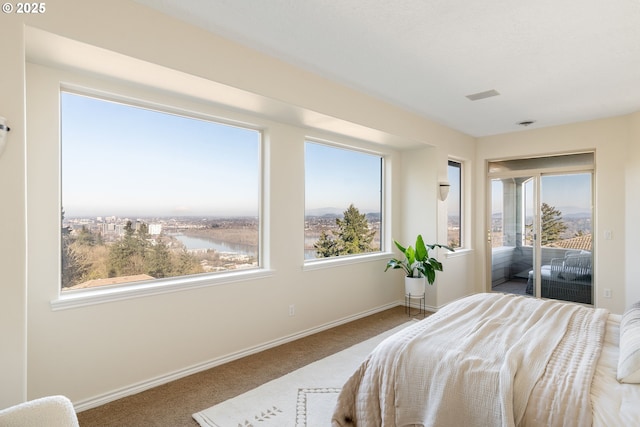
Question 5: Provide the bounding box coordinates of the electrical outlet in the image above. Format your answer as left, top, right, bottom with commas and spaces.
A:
604, 289, 612, 298
289, 304, 295, 316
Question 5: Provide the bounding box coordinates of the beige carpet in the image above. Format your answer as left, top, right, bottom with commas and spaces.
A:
193, 321, 415, 427
77, 306, 417, 426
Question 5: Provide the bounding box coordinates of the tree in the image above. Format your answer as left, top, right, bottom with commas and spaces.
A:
137, 222, 150, 242
174, 249, 203, 275
335, 204, 376, 254
314, 204, 376, 257
314, 230, 340, 258
540, 202, 568, 245
146, 240, 172, 278
61, 210, 93, 288
75, 225, 95, 246
61, 240, 91, 288
107, 221, 145, 277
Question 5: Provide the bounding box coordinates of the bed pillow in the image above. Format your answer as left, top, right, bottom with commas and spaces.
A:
617, 301, 640, 383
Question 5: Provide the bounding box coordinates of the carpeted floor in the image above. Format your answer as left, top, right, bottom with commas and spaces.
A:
77, 305, 421, 426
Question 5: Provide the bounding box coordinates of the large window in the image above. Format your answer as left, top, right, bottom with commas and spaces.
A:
447, 160, 462, 248
60, 90, 261, 291
304, 141, 383, 260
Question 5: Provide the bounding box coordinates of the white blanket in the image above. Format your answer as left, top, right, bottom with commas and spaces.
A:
332, 293, 608, 427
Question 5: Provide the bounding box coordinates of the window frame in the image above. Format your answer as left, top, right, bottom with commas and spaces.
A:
447, 159, 464, 250
302, 138, 389, 268
33, 74, 273, 309
59, 88, 266, 294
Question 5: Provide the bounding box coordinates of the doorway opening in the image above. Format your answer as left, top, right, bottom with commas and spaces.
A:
488, 153, 594, 305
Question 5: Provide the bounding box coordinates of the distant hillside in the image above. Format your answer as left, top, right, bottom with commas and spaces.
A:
305, 207, 343, 217
305, 207, 381, 220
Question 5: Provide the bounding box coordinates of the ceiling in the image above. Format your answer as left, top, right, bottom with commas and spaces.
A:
134, 0, 640, 137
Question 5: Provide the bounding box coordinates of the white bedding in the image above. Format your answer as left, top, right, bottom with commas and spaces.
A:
332, 293, 638, 427
592, 313, 640, 426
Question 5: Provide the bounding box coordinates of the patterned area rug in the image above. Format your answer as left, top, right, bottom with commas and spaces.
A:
192, 321, 415, 427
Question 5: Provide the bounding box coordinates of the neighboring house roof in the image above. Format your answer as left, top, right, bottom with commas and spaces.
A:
66, 274, 155, 290
548, 234, 592, 251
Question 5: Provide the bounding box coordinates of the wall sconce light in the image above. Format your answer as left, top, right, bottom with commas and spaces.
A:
439, 182, 450, 201
0, 117, 10, 156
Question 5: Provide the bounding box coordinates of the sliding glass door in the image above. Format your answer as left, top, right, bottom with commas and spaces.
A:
488, 154, 594, 305
538, 173, 593, 304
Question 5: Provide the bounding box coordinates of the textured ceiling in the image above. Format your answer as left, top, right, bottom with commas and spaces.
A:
134, 0, 640, 137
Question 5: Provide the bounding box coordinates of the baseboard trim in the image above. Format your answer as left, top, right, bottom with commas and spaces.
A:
73, 300, 402, 412
404, 297, 438, 313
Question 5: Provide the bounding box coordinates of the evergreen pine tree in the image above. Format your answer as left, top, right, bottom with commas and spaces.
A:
540, 202, 568, 245
314, 230, 339, 257
314, 204, 376, 257
146, 240, 172, 278
107, 221, 143, 277
335, 204, 376, 254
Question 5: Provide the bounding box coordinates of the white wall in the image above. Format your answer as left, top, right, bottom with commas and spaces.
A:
399, 144, 477, 309
626, 112, 640, 307
0, 18, 27, 407
437, 138, 479, 305
398, 148, 439, 308
476, 116, 632, 314
0, 0, 476, 410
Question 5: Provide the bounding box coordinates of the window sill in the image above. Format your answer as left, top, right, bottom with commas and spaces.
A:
444, 248, 473, 259
303, 252, 393, 271
51, 269, 275, 311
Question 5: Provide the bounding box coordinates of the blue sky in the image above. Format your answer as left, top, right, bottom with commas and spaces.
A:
61, 92, 260, 217
62, 92, 382, 218
447, 163, 461, 215
541, 174, 592, 213
304, 141, 382, 214
492, 174, 592, 216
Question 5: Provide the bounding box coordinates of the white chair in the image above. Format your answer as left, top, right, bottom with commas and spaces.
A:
0, 395, 79, 427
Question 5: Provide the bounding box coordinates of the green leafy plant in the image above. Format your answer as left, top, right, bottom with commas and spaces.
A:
385, 234, 453, 284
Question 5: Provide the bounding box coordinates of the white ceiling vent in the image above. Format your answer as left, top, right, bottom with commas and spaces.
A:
465, 89, 500, 101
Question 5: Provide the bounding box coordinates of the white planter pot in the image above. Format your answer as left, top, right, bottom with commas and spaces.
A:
404, 276, 426, 297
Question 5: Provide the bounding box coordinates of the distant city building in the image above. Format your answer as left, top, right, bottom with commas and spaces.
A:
149, 223, 162, 235
101, 222, 113, 234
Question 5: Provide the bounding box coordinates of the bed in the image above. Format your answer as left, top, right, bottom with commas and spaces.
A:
332, 293, 640, 426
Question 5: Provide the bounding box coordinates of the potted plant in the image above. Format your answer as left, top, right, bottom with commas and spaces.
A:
385, 234, 453, 296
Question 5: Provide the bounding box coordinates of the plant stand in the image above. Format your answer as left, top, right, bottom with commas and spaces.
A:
405, 292, 425, 318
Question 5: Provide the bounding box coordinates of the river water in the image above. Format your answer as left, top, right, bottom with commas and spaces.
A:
172, 234, 257, 257
173, 233, 322, 259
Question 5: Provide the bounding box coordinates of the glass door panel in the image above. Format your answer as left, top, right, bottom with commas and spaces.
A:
539, 173, 593, 304
490, 177, 535, 296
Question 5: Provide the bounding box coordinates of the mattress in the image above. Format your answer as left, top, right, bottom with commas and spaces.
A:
592, 313, 640, 426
